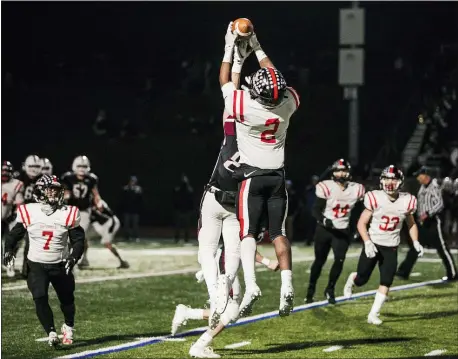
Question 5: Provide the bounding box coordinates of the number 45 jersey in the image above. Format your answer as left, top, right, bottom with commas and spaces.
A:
16, 203, 81, 263
364, 190, 417, 247
316, 180, 365, 230
60, 172, 98, 211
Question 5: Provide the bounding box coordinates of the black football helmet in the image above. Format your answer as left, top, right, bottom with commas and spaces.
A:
380, 165, 404, 195
33, 175, 64, 206
1, 161, 13, 183
248, 67, 287, 107
330, 158, 351, 183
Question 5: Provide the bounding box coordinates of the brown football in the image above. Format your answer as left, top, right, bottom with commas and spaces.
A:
231, 18, 254, 38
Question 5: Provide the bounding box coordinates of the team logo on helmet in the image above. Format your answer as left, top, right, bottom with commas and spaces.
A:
380, 165, 404, 195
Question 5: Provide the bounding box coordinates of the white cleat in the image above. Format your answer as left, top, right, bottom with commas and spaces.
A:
279, 287, 294, 317
215, 275, 231, 315
344, 272, 356, 299
48, 331, 60, 347
367, 312, 383, 325
61, 323, 73, 345
171, 304, 188, 336
238, 286, 261, 318
189, 344, 221, 358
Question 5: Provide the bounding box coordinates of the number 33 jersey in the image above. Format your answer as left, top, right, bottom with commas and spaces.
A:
221, 82, 300, 170
364, 190, 417, 247
316, 180, 365, 229
61, 172, 98, 211
16, 204, 81, 264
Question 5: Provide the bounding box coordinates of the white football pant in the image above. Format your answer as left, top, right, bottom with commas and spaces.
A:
79, 209, 92, 232
198, 189, 241, 303
92, 216, 120, 244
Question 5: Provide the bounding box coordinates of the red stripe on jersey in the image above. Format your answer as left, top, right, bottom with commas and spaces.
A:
367, 193, 374, 210
359, 184, 365, 198
71, 207, 78, 228
372, 192, 378, 208
232, 90, 238, 121
412, 197, 417, 211
267, 67, 278, 100
317, 183, 327, 198
14, 181, 23, 193
239, 91, 245, 122
22, 204, 31, 226
407, 195, 413, 211
368, 192, 378, 209
18, 205, 27, 226
286, 87, 300, 108
321, 182, 331, 197
238, 180, 247, 239
65, 206, 74, 227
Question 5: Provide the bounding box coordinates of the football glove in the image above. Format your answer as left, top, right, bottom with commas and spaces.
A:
63, 256, 77, 275
413, 240, 424, 257
323, 218, 334, 228
232, 39, 253, 74
223, 22, 237, 63
364, 240, 378, 259
3, 252, 15, 268
248, 33, 267, 62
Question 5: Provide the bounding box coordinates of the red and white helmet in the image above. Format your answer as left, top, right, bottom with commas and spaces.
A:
380, 165, 404, 195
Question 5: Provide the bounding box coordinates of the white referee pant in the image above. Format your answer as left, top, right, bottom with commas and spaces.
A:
198, 187, 241, 302
92, 216, 121, 245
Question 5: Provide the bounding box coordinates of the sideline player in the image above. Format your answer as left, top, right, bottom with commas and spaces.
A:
343, 165, 424, 325
305, 159, 365, 304
217, 21, 300, 319
3, 175, 85, 346
61, 155, 103, 268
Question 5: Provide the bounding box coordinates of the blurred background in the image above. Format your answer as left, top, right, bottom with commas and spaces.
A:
2, 1, 457, 244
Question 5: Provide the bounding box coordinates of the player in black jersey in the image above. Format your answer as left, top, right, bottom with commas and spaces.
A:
14, 154, 42, 278
61, 155, 103, 268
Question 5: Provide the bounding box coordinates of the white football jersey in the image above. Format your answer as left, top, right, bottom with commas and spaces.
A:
16, 203, 81, 264
222, 82, 300, 169
316, 180, 365, 229
364, 190, 417, 247
2, 179, 24, 221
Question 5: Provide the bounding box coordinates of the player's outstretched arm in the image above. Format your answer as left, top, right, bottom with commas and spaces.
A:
219, 22, 237, 88
249, 33, 275, 69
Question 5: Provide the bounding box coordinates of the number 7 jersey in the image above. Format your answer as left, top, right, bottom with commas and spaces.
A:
364, 190, 417, 247
16, 203, 81, 263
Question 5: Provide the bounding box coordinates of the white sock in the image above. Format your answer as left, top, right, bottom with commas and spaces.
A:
370, 291, 386, 315
240, 237, 257, 291
186, 308, 204, 320
281, 270, 293, 289
195, 331, 213, 347
232, 275, 241, 302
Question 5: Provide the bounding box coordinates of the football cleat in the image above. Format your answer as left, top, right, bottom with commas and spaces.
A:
189, 344, 221, 358
324, 287, 336, 305
118, 260, 130, 269
238, 286, 261, 318
304, 296, 314, 304
344, 272, 356, 299
367, 312, 383, 325
215, 275, 231, 315
171, 304, 188, 336
279, 287, 294, 317
48, 331, 60, 347
61, 324, 73, 345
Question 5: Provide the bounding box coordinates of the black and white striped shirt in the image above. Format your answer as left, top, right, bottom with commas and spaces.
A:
417, 178, 444, 217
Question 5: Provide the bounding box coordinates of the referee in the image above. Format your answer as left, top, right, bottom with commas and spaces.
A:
397, 167, 457, 280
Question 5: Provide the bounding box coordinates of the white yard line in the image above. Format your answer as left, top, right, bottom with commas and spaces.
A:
224, 341, 251, 349
323, 345, 343, 352
411, 272, 422, 277
425, 349, 447, 356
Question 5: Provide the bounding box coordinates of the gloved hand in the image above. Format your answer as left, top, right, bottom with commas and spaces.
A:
364, 240, 378, 259
63, 256, 77, 275
248, 33, 267, 62
223, 22, 237, 63
322, 218, 334, 229
232, 39, 253, 74
413, 240, 424, 257
3, 252, 15, 268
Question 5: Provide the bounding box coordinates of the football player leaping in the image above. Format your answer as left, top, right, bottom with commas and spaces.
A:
305, 159, 365, 304
3, 175, 85, 346
343, 165, 424, 325
61, 155, 103, 268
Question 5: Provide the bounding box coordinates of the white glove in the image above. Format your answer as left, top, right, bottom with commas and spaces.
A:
413, 241, 424, 257
195, 270, 205, 283
364, 240, 378, 259
232, 40, 253, 74
248, 33, 267, 62
223, 22, 237, 63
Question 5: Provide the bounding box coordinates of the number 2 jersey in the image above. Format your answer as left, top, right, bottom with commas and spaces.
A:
364, 190, 417, 247
316, 180, 365, 229
61, 172, 98, 211
16, 203, 81, 263
221, 82, 300, 170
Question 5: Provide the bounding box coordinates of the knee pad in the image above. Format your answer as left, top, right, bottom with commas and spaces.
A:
221, 299, 240, 326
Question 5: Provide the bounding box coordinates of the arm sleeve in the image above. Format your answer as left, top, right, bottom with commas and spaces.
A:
4, 222, 27, 252
68, 226, 85, 261
312, 197, 327, 223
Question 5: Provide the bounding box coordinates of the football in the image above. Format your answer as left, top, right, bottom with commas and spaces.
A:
232, 18, 254, 38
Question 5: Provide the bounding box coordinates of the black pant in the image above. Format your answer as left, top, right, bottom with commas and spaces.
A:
174, 211, 193, 242
27, 260, 76, 335
21, 232, 30, 277
398, 215, 457, 279
307, 224, 350, 296
355, 244, 398, 287
123, 213, 139, 240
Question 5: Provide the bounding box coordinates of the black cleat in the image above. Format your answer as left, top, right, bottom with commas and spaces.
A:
304, 296, 314, 304
118, 260, 130, 269
324, 288, 336, 304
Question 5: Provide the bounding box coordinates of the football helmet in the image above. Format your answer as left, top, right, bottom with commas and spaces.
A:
1, 161, 13, 183
41, 158, 53, 176
33, 175, 64, 206
331, 158, 351, 183
23, 155, 42, 178
72, 155, 91, 176
380, 165, 404, 195
248, 67, 287, 107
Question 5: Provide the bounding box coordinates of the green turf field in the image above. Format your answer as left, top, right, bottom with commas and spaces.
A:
1, 243, 457, 359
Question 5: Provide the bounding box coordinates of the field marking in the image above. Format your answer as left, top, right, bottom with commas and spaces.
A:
323, 345, 343, 352
54, 278, 447, 359
411, 272, 422, 277
425, 349, 447, 356
224, 341, 251, 349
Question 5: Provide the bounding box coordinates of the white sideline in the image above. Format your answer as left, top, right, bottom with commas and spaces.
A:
224, 341, 251, 349
54, 278, 448, 359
